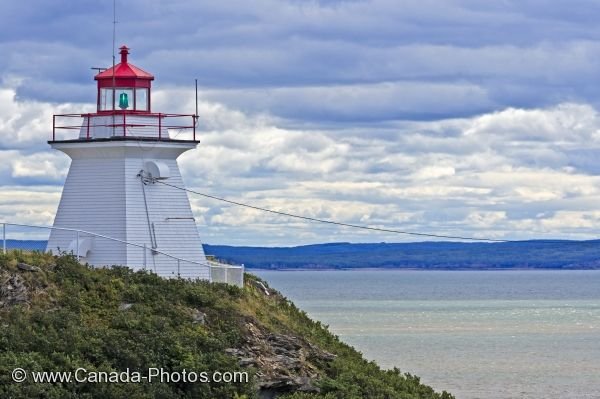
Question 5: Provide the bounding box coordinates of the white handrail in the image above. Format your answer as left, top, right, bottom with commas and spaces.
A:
1, 222, 243, 273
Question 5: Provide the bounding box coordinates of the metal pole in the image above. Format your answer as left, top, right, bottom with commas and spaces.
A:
194, 78, 198, 141
86, 114, 91, 139
143, 244, 147, 269
177, 259, 180, 277
2, 223, 6, 255
158, 113, 162, 139
76, 230, 80, 260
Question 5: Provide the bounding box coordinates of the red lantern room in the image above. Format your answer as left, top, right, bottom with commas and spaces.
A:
95, 45, 154, 113
51, 45, 197, 142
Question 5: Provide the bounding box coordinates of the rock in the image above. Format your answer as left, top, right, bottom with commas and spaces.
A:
225, 348, 244, 356
239, 357, 256, 367
118, 303, 133, 311
191, 309, 206, 325
0, 274, 29, 307
251, 280, 271, 296
268, 333, 302, 351
274, 354, 301, 370
295, 376, 320, 393
317, 350, 336, 361
258, 376, 320, 399
260, 377, 296, 390
17, 263, 40, 272
308, 342, 337, 361
225, 320, 334, 398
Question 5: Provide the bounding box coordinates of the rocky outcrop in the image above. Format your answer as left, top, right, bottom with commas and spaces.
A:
118, 303, 133, 311
227, 320, 336, 399
249, 279, 272, 296
0, 264, 46, 308
17, 262, 41, 272
191, 308, 207, 325
0, 273, 29, 308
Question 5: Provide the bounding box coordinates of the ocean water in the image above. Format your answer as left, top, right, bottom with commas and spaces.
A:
254, 270, 600, 399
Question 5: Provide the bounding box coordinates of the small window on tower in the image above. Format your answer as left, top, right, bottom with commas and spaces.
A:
135, 88, 148, 111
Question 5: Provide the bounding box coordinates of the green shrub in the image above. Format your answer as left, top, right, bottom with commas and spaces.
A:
0, 252, 452, 399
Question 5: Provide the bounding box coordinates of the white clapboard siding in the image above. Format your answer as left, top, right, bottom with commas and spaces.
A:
47, 139, 209, 280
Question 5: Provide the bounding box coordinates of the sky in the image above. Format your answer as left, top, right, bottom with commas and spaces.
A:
3, 0, 600, 246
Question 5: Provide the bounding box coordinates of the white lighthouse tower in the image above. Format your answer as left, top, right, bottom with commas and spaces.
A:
47, 45, 208, 279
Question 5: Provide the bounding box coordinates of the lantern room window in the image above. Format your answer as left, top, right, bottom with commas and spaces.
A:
98, 87, 149, 111
99, 88, 113, 111
135, 88, 149, 111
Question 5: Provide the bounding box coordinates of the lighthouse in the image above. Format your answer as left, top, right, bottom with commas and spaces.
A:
46, 46, 209, 279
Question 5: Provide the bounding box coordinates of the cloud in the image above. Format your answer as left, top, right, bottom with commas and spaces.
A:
3, 1, 600, 245
0, 80, 93, 151
4, 0, 600, 122
201, 81, 493, 123
4, 67, 600, 245
411, 166, 456, 181
0, 186, 61, 228
176, 98, 600, 244
11, 152, 69, 183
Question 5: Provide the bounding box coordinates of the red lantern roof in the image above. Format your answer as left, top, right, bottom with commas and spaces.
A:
95, 46, 154, 82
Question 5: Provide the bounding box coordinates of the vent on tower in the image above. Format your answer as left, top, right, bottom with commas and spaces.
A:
145, 160, 170, 180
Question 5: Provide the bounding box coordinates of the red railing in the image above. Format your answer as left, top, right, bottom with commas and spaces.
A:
52, 113, 197, 142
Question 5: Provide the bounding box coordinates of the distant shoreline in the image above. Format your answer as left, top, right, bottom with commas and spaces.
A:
250, 267, 600, 271
205, 241, 600, 270
7, 240, 600, 271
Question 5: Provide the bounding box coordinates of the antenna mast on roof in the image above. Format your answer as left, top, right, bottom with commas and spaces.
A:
112, 0, 117, 136
195, 79, 199, 127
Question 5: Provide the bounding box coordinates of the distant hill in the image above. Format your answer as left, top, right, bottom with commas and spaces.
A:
204, 241, 600, 270
6, 239, 600, 270
3, 240, 47, 252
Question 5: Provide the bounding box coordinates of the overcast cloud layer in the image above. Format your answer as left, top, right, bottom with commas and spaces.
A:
2, 0, 600, 245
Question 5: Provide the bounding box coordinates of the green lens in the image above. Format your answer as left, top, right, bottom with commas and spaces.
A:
119, 92, 129, 109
